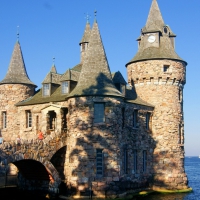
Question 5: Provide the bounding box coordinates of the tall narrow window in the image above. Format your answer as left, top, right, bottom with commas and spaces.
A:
2, 111, 7, 129
61, 108, 68, 130
124, 147, 128, 174
178, 124, 182, 144
143, 150, 147, 172
36, 115, 39, 132
133, 150, 137, 173
96, 149, 103, 176
122, 107, 125, 128
61, 81, 68, 94
133, 110, 138, 128
47, 111, 57, 130
94, 103, 105, 123
146, 112, 151, 130
26, 110, 32, 128
43, 83, 50, 96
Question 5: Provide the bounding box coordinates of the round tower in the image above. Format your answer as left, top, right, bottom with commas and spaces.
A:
126, 0, 188, 190
0, 41, 36, 141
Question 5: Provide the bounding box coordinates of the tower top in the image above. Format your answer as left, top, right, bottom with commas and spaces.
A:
79, 19, 91, 45
68, 20, 122, 98
142, 0, 164, 33
126, 0, 187, 66
0, 41, 36, 87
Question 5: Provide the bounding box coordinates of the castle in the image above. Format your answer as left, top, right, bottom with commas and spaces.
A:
0, 0, 189, 198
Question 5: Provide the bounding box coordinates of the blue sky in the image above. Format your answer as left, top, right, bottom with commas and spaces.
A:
0, 0, 199, 156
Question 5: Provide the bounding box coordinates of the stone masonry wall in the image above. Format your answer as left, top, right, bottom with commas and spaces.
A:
65, 96, 154, 198
0, 84, 35, 141
127, 59, 188, 190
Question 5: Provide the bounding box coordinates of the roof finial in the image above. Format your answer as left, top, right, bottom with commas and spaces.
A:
17, 26, 20, 41
85, 13, 90, 23
53, 57, 55, 64
94, 10, 97, 22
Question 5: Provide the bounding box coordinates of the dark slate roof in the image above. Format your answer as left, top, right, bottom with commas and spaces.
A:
16, 86, 68, 106
68, 21, 123, 98
80, 21, 91, 44
42, 65, 62, 84
127, 0, 186, 65
112, 71, 127, 85
60, 69, 80, 82
125, 85, 154, 107
50, 64, 57, 73
142, 0, 164, 33
0, 41, 36, 87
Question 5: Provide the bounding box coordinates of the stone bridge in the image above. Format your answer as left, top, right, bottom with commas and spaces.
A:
0, 131, 67, 194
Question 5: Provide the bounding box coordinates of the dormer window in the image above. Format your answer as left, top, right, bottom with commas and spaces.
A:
43, 83, 50, 96
61, 81, 69, 94
115, 83, 125, 95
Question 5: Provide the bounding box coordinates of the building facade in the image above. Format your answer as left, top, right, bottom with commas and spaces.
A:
0, 0, 189, 198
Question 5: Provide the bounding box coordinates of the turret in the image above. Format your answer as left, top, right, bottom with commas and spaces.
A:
126, 0, 188, 190
0, 40, 36, 141
79, 20, 91, 63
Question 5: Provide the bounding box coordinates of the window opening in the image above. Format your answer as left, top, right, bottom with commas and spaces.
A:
133, 110, 138, 128
47, 111, 57, 130
43, 83, 50, 96
94, 103, 105, 123
2, 111, 7, 129
26, 110, 32, 128
143, 150, 147, 172
146, 112, 151, 130
61, 81, 68, 94
122, 107, 125, 128
61, 108, 68, 130
96, 149, 103, 176
163, 65, 169, 72
133, 150, 137, 173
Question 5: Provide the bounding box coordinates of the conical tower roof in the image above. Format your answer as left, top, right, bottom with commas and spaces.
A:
80, 21, 91, 44
68, 21, 122, 98
127, 0, 187, 65
0, 41, 36, 87
142, 0, 164, 33
50, 64, 57, 73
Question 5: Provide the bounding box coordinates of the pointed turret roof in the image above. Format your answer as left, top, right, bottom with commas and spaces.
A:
0, 41, 36, 87
68, 21, 123, 98
42, 64, 61, 84
127, 0, 187, 65
80, 21, 91, 44
142, 0, 164, 33
50, 64, 57, 73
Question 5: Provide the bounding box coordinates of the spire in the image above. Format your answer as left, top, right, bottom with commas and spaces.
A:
50, 57, 57, 73
143, 0, 164, 33
68, 21, 122, 98
0, 41, 36, 87
80, 19, 91, 44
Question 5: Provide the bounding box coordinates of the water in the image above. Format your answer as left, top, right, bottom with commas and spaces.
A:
0, 157, 199, 199
134, 156, 200, 200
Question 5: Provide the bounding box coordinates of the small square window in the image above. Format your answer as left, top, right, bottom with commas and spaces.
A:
163, 65, 169, 72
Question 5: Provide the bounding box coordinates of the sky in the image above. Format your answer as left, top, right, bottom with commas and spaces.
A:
0, 0, 199, 156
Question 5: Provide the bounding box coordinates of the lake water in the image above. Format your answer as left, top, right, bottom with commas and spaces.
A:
1, 157, 199, 199
135, 156, 200, 200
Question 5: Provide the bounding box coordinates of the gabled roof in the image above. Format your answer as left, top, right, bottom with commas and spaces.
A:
60, 69, 80, 82
68, 21, 123, 98
112, 71, 127, 85
80, 21, 91, 44
42, 65, 61, 84
0, 41, 36, 87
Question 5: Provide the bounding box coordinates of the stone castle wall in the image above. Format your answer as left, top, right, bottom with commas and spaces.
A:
0, 84, 35, 141
65, 96, 154, 197
127, 59, 188, 190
